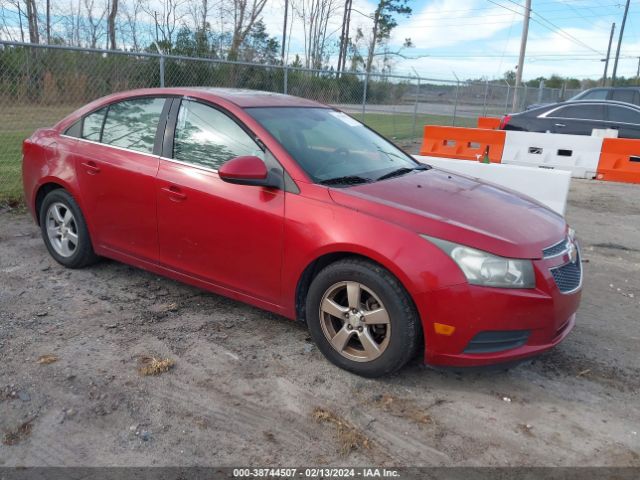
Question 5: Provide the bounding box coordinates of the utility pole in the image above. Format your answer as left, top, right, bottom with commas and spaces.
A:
637, 57, 640, 85
612, 0, 631, 86
337, 0, 349, 74
512, 0, 531, 111
281, 0, 289, 64
602, 22, 615, 86
338, 0, 353, 74
46, 0, 50, 44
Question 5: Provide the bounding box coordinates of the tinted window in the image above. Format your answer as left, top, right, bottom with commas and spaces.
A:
102, 97, 165, 154
575, 89, 608, 101
607, 105, 640, 124
82, 108, 106, 141
550, 105, 605, 120
173, 100, 263, 170
611, 90, 640, 105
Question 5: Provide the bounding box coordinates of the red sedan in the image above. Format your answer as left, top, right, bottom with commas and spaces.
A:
22, 88, 582, 377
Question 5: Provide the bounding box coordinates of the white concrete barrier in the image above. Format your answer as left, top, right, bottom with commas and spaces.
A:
501, 130, 602, 179
414, 155, 571, 216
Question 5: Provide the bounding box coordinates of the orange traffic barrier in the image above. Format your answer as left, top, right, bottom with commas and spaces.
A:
419, 125, 506, 163
477, 116, 501, 130
596, 138, 640, 184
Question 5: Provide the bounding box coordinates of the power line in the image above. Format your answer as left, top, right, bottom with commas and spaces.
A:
486, 0, 604, 55
502, 0, 606, 54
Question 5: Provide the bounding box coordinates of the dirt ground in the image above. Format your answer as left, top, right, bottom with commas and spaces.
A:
0, 179, 639, 467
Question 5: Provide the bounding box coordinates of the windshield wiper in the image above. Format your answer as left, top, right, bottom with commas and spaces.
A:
376, 165, 430, 181
319, 175, 372, 186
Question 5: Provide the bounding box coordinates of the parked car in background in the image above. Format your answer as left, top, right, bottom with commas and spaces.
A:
23, 88, 581, 377
526, 86, 640, 110
569, 86, 640, 105
501, 100, 640, 139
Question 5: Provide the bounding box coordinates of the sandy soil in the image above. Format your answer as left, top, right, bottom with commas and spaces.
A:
0, 179, 639, 467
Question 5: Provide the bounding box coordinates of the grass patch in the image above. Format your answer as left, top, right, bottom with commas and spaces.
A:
137, 356, 176, 376
2, 418, 34, 446
372, 393, 432, 425
0, 104, 78, 203
359, 111, 475, 140
312, 407, 371, 455
36, 354, 59, 365
0, 131, 29, 203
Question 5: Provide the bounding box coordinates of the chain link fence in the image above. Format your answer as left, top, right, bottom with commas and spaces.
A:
0, 41, 581, 203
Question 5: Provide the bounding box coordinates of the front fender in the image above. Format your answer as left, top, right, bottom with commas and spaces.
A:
280, 190, 467, 319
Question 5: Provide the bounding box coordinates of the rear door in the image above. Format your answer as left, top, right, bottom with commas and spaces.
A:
605, 104, 640, 139
155, 98, 285, 304
72, 96, 170, 262
610, 89, 640, 106
544, 104, 607, 135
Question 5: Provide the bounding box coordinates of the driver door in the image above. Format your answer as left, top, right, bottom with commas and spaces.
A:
548, 104, 606, 135
156, 99, 285, 304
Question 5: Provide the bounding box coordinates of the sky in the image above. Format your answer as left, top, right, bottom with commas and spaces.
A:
2, 0, 640, 82
260, 0, 640, 81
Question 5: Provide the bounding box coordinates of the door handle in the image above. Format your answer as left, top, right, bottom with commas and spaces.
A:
554, 123, 566, 128
81, 161, 100, 174
161, 185, 187, 201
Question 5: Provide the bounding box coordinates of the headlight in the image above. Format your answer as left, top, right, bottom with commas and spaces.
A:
421, 235, 535, 289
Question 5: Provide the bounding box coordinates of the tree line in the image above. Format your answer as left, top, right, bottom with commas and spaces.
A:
0, 0, 414, 74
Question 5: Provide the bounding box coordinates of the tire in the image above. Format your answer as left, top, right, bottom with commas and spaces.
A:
306, 258, 421, 377
39, 189, 99, 269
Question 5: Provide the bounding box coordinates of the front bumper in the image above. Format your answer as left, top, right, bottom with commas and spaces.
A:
415, 250, 582, 367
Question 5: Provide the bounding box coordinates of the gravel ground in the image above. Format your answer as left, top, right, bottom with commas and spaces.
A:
0, 179, 639, 467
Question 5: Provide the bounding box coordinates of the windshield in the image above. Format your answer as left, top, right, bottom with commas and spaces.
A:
246, 107, 423, 185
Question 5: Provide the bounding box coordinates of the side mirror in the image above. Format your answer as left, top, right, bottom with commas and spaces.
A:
218, 156, 276, 187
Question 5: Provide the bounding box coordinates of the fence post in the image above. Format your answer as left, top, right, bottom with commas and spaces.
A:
521, 84, 528, 111
412, 76, 420, 141
537, 79, 544, 104
482, 79, 489, 116
159, 54, 165, 88
452, 81, 460, 126
361, 72, 369, 122
504, 81, 510, 114
283, 65, 288, 95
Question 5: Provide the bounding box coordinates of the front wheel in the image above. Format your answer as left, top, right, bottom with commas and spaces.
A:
306, 258, 421, 377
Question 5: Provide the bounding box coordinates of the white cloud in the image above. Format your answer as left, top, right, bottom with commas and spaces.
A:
390, 0, 519, 50
386, 6, 640, 81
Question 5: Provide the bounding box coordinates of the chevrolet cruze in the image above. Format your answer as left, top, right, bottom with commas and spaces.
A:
22, 88, 582, 377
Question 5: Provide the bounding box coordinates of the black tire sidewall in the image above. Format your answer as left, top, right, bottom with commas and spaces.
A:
306, 259, 419, 377
39, 189, 95, 268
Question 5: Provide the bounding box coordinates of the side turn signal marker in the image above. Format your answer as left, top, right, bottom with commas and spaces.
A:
434, 323, 456, 336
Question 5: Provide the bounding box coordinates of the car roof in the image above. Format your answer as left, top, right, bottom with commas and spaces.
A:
582, 86, 640, 90
95, 87, 329, 108
54, 87, 330, 132
552, 100, 640, 109
521, 99, 640, 115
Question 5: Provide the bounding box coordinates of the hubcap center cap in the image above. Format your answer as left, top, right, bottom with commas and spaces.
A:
348, 312, 362, 328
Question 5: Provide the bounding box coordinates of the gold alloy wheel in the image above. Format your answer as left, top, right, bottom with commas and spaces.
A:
319, 281, 391, 362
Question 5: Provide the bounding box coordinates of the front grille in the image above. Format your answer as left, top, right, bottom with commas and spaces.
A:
543, 239, 568, 258
463, 330, 530, 354
550, 253, 582, 293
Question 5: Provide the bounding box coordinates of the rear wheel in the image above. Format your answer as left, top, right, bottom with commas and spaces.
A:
39, 189, 99, 268
306, 258, 421, 377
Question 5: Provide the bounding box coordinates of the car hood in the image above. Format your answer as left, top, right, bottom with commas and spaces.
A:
328, 168, 566, 259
